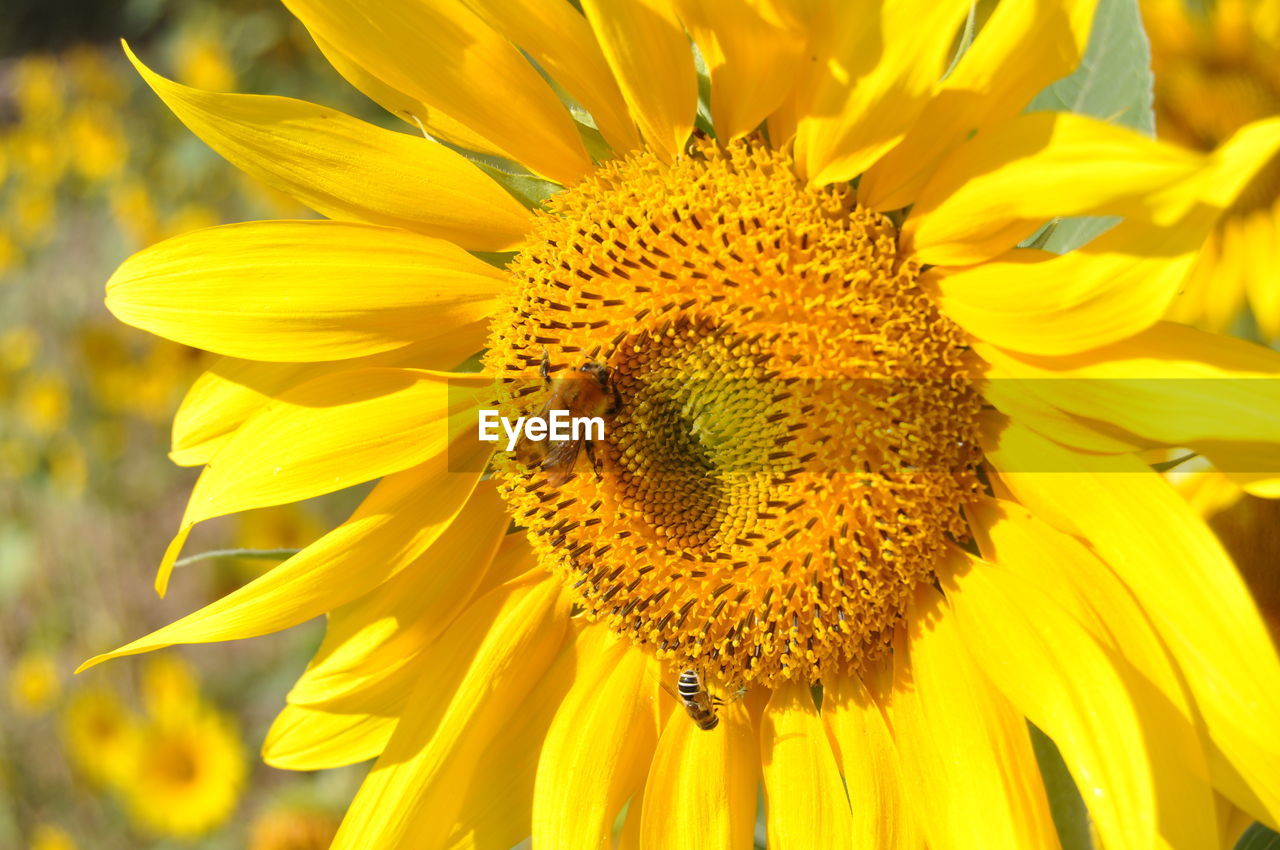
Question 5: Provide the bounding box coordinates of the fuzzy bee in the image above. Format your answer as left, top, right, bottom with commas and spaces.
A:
514, 350, 621, 485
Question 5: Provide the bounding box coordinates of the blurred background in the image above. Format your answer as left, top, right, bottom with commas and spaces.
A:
0, 1, 392, 847
0, 0, 1278, 848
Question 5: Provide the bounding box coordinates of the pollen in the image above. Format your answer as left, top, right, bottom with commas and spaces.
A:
484, 137, 984, 687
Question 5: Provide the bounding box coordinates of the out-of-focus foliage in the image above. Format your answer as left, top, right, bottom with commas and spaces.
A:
0, 1, 376, 846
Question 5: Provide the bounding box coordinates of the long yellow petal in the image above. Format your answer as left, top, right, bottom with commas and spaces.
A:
930, 210, 1210, 356
279, 0, 590, 185
969, 498, 1221, 847
941, 553, 1161, 850
793, 0, 971, 185
890, 585, 1061, 850
107, 221, 505, 362
580, 0, 697, 162
286, 484, 509, 708
124, 44, 530, 251
859, 0, 1098, 210
905, 112, 1205, 266
169, 340, 475, 468
441, 624, 585, 850
983, 421, 1280, 826
532, 632, 659, 850
760, 680, 853, 850
159, 368, 490, 590
675, 0, 812, 140
262, 703, 396, 771
458, 0, 639, 155
77, 439, 490, 669
171, 358, 319, 467
975, 322, 1280, 455
822, 672, 921, 850
330, 574, 570, 849
640, 696, 758, 850
308, 32, 513, 161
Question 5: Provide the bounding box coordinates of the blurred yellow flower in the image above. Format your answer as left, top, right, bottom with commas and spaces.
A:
16, 372, 70, 437
8, 650, 61, 716
248, 807, 340, 850
175, 35, 237, 93
1146, 0, 1280, 337
140, 653, 199, 720
14, 55, 65, 122
8, 128, 67, 188
0, 327, 40, 372
28, 823, 77, 850
120, 703, 247, 838
66, 105, 127, 183
10, 184, 57, 246
61, 685, 138, 788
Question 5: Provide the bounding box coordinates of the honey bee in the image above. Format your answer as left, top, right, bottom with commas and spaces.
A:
514, 350, 620, 485
672, 669, 724, 731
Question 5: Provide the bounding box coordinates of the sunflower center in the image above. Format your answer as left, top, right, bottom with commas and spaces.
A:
484, 138, 983, 687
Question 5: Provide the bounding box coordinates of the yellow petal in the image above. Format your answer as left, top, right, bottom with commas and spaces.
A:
160, 368, 490, 591
171, 358, 318, 467
580, 0, 697, 161
170, 340, 475, 468
124, 43, 530, 251
940, 552, 1162, 850
760, 680, 853, 850
107, 221, 505, 362
822, 672, 921, 850
675, 0, 812, 140
262, 703, 396, 770
532, 632, 659, 850
77, 434, 490, 669
793, 0, 971, 185
640, 695, 758, 850
982, 421, 1280, 826
441, 625, 585, 850
968, 498, 1221, 847
859, 0, 1099, 210
1243, 207, 1280, 340
905, 112, 1205, 266
279, 0, 590, 185
308, 32, 513, 161
330, 574, 570, 849
974, 322, 1280, 454
286, 483, 509, 708
458, 0, 639, 155
930, 208, 1212, 356
890, 585, 1061, 850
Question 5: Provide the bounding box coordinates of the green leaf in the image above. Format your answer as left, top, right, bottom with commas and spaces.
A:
1029, 723, 1094, 850
1024, 0, 1155, 253
1236, 824, 1280, 850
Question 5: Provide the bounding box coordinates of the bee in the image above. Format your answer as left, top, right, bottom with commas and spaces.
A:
672, 669, 724, 731
514, 350, 620, 486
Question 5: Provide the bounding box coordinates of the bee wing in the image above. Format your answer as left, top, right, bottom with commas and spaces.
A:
541, 435, 583, 486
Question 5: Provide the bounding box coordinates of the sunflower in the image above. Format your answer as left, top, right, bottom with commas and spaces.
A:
1144, 0, 1280, 338
91, 1, 1280, 847
8, 649, 60, 716
118, 700, 247, 837
61, 685, 138, 788
248, 807, 341, 850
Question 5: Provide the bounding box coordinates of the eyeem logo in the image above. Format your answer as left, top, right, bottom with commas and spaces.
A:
478, 409, 606, 452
